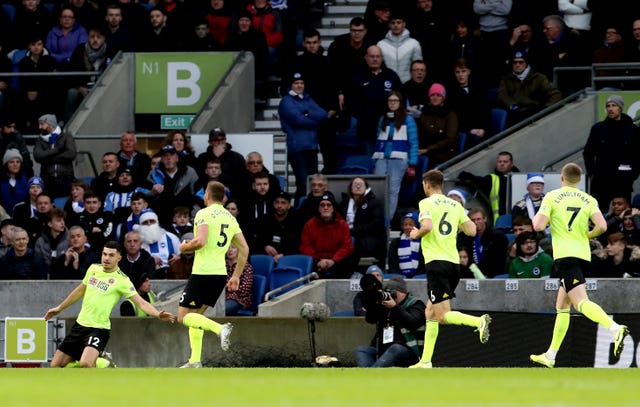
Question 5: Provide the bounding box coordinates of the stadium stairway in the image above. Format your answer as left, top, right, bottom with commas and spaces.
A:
252, 0, 367, 197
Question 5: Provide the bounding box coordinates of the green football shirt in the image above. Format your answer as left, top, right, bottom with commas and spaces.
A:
192, 203, 241, 276
77, 264, 136, 330
419, 194, 470, 264
537, 186, 601, 261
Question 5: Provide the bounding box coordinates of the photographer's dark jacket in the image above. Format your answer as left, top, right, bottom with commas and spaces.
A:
365, 293, 426, 357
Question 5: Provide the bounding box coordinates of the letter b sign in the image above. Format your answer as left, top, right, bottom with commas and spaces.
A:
4, 318, 48, 362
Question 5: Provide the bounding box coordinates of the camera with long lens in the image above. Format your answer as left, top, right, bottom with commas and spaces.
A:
360, 274, 396, 303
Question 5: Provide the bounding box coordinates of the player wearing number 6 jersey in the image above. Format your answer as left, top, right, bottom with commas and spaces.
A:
408, 170, 491, 369
530, 163, 629, 368
177, 181, 249, 367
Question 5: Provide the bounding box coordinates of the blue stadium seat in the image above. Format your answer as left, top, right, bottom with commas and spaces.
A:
333, 310, 355, 317
490, 108, 508, 135
53, 196, 67, 209
458, 132, 467, 153
337, 155, 374, 175
632, 193, 640, 208
2, 4, 15, 22
250, 254, 275, 280
276, 254, 313, 276
237, 274, 267, 316
276, 175, 286, 191
43, 2, 54, 13
269, 266, 305, 294
493, 273, 510, 279
412, 274, 427, 279
295, 195, 306, 210
494, 214, 512, 231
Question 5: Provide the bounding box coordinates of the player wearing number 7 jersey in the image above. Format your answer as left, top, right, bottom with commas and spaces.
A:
177, 181, 250, 367
530, 163, 629, 368
409, 170, 492, 369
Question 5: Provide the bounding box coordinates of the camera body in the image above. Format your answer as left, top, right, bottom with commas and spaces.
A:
360, 274, 396, 304
379, 289, 397, 302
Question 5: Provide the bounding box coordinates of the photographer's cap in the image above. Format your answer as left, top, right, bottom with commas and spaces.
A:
384, 276, 408, 293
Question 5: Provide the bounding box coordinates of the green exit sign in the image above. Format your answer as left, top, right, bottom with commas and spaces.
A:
161, 115, 195, 129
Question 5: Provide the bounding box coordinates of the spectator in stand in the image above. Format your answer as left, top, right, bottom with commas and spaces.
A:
339, 177, 387, 268
46, 7, 88, 68
158, 0, 191, 42
91, 152, 120, 201
583, 95, 640, 211
33, 208, 70, 271
508, 231, 553, 278
291, 28, 340, 175
0, 149, 30, 213
50, 225, 100, 279
0, 219, 15, 257
105, 4, 134, 53
591, 24, 626, 86
186, 18, 220, 51
278, 72, 328, 201
165, 206, 192, 240
76, 192, 115, 248
120, 273, 157, 316
377, 14, 423, 83
507, 22, 535, 57
194, 158, 223, 209
623, 19, 640, 62
161, 130, 197, 170
11, 0, 54, 52
118, 0, 151, 45
167, 231, 195, 279
62, 179, 91, 226
298, 173, 332, 223
225, 243, 254, 315
388, 212, 425, 278
63, 25, 114, 123
458, 151, 520, 224
256, 190, 302, 262
372, 91, 419, 219
0, 44, 16, 111
24, 192, 52, 246
473, 0, 512, 87
204, 0, 234, 48
197, 128, 250, 201
508, 215, 552, 260
512, 173, 546, 220
363, 1, 391, 43
244, 171, 275, 249
0, 227, 44, 279
447, 58, 489, 150
402, 60, 433, 116
417, 83, 459, 168
601, 195, 631, 240
147, 145, 198, 226
347, 45, 402, 156
104, 168, 149, 223
67, 0, 101, 29
457, 206, 509, 278
12, 176, 44, 225
0, 116, 34, 178
327, 17, 373, 101
621, 208, 640, 246
558, 0, 592, 41
33, 114, 77, 199
134, 209, 180, 277
116, 131, 151, 188
246, 0, 284, 75
449, 16, 480, 72
300, 193, 355, 279
407, 0, 450, 80
16, 35, 57, 133
497, 50, 562, 127
591, 232, 640, 278
117, 229, 156, 280
245, 151, 281, 199
140, 7, 180, 52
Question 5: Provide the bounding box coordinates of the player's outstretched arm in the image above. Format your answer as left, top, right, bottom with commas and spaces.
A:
130, 294, 175, 322
44, 283, 86, 320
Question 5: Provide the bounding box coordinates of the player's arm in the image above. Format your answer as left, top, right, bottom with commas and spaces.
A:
227, 232, 250, 292
179, 223, 208, 253
44, 282, 86, 320
532, 212, 549, 232
588, 212, 607, 239
129, 294, 175, 322
410, 218, 432, 239
460, 219, 476, 237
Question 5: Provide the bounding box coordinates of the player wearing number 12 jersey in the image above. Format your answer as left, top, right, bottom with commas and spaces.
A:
408, 170, 492, 369
177, 181, 250, 367
530, 163, 629, 368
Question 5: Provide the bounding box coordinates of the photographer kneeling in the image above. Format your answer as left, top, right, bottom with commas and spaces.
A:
354, 276, 426, 367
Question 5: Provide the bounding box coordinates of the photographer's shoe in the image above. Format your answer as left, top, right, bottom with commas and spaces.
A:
613, 325, 629, 358
530, 353, 555, 368
408, 361, 432, 369
220, 323, 233, 351
476, 314, 491, 344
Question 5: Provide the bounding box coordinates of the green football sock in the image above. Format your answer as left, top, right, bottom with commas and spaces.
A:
417, 320, 439, 364
64, 361, 81, 368
183, 312, 222, 335
95, 357, 110, 368
578, 300, 613, 329
444, 311, 481, 328
188, 328, 204, 364
549, 308, 570, 353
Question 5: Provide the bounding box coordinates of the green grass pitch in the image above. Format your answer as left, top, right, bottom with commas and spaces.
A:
1, 368, 638, 406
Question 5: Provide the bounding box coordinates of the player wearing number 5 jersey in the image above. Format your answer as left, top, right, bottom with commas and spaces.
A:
530, 163, 629, 368
409, 170, 492, 369
177, 181, 250, 368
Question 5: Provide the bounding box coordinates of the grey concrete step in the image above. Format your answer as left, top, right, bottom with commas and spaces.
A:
326, 5, 365, 14
318, 27, 349, 38
321, 16, 352, 28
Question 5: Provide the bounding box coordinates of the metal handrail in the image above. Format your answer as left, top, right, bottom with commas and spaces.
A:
540, 146, 584, 172
264, 272, 319, 302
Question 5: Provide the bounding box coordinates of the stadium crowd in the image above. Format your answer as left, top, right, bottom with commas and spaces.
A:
0, 0, 640, 297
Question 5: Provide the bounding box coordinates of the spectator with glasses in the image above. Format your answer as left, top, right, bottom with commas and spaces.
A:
508, 231, 553, 278
245, 151, 281, 199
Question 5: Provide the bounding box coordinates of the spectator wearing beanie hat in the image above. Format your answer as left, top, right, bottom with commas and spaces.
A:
33, 113, 77, 199
0, 116, 34, 178
0, 148, 30, 213
388, 212, 425, 278
512, 173, 546, 220
418, 83, 459, 168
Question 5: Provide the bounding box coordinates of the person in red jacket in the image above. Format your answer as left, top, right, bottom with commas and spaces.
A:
299, 193, 355, 279
246, 0, 283, 75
